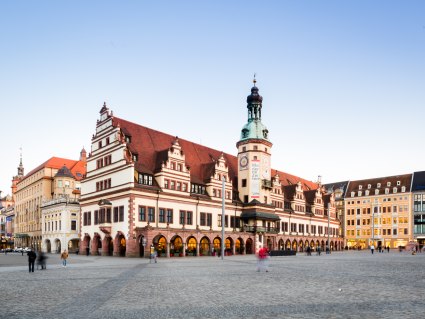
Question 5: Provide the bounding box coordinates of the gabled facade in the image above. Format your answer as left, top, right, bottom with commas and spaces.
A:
80, 82, 343, 257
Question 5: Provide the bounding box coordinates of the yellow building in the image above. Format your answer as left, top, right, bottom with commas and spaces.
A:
344, 174, 413, 250
14, 152, 86, 250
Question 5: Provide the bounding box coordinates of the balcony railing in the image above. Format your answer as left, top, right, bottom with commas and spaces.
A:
244, 225, 279, 233
262, 179, 272, 189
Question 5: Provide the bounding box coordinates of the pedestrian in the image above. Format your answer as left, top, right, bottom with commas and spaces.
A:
256, 246, 269, 272
86, 246, 90, 256
370, 244, 375, 254
61, 250, 69, 267
27, 249, 36, 273
36, 251, 46, 270
387, 246, 390, 253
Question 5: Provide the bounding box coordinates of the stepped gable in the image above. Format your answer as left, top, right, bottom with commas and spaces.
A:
112, 116, 317, 190
112, 117, 238, 186
304, 189, 317, 205
275, 170, 318, 191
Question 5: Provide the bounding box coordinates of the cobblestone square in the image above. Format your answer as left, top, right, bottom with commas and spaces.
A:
0, 251, 424, 319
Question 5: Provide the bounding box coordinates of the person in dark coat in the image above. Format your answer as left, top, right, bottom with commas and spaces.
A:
86, 246, 90, 256
27, 249, 37, 273
37, 251, 47, 270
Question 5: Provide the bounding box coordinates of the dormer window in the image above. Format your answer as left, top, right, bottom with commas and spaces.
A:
368, 184, 371, 189
387, 182, 391, 187
351, 192, 355, 197
385, 188, 389, 194
377, 183, 381, 188
375, 189, 379, 195
138, 173, 153, 186
125, 135, 131, 143
359, 185, 363, 190
365, 190, 369, 196
401, 186, 406, 192
397, 181, 401, 186
358, 191, 362, 196
393, 187, 397, 193
242, 129, 249, 138
132, 154, 138, 162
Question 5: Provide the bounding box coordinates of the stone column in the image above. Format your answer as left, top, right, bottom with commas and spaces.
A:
166, 242, 170, 258
182, 243, 186, 257
196, 243, 200, 257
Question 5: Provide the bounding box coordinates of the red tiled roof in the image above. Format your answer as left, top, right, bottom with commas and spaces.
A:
112, 117, 318, 190
21, 157, 86, 182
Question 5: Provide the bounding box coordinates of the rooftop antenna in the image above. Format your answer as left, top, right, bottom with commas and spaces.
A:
253, 73, 257, 86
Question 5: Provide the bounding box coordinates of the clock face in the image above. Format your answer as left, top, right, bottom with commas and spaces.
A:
239, 155, 249, 169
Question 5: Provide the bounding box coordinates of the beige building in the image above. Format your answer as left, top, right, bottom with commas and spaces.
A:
14, 153, 86, 250
344, 174, 413, 250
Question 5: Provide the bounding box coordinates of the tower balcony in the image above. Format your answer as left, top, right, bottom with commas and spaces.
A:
262, 179, 272, 189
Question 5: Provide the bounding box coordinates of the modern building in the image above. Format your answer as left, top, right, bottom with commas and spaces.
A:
412, 171, 425, 250
344, 174, 413, 249
80, 81, 343, 257
41, 164, 85, 253
14, 153, 86, 250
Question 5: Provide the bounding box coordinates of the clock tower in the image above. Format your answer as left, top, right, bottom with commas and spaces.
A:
236, 78, 272, 204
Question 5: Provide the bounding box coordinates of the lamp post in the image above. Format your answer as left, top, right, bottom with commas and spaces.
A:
221, 176, 225, 260
327, 203, 330, 254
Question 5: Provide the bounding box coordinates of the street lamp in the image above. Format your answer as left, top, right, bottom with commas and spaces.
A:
327, 202, 330, 254
221, 176, 226, 260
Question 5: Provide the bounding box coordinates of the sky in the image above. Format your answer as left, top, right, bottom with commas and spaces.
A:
0, 1, 424, 196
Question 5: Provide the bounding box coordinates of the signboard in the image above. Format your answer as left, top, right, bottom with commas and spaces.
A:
251, 159, 260, 199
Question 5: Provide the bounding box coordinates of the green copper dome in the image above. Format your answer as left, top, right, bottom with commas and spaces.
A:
239, 80, 270, 142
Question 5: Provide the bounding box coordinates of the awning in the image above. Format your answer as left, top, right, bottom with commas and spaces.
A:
14, 233, 29, 238
240, 211, 280, 221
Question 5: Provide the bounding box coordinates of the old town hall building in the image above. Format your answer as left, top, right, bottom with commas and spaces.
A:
79, 81, 343, 257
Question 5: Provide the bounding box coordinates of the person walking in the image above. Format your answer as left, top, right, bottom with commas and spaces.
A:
37, 251, 47, 270
86, 246, 90, 256
27, 249, 36, 273
256, 246, 269, 272
387, 246, 390, 253
370, 244, 375, 254
61, 250, 69, 267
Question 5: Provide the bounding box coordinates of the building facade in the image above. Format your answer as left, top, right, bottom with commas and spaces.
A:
41, 164, 84, 253
14, 153, 86, 250
80, 81, 343, 257
412, 171, 425, 250
344, 174, 413, 249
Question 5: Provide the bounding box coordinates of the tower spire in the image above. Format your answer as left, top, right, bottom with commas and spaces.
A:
17, 147, 24, 177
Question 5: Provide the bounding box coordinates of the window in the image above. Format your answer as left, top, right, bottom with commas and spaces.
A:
71, 220, 77, 231
139, 174, 153, 186
186, 211, 193, 225
167, 209, 173, 223
147, 207, 155, 222
139, 206, 146, 221
377, 183, 381, 188
159, 208, 165, 223
242, 179, 247, 187
200, 212, 212, 227
401, 186, 406, 192
180, 211, 185, 225
94, 210, 99, 225
164, 180, 169, 189
106, 208, 111, 223
114, 207, 119, 222
119, 206, 124, 222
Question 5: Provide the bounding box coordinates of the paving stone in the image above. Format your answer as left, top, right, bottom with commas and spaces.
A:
0, 251, 424, 318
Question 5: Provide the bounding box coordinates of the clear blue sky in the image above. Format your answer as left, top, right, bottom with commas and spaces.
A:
1, 1, 424, 196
